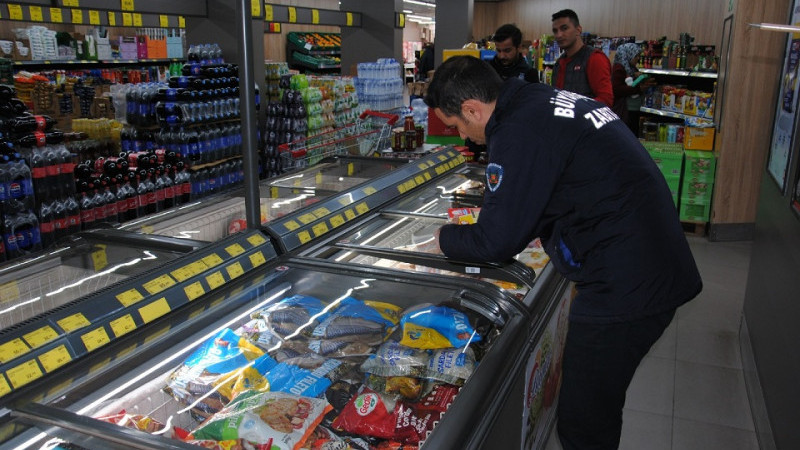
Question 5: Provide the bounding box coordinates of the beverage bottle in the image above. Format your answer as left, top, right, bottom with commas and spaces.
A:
6, 114, 57, 133
154, 167, 166, 211
103, 186, 118, 223
125, 85, 138, 126
56, 145, 75, 197
52, 197, 68, 241
178, 168, 191, 204
124, 181, 138, 221
64, 194, 81, 235
39, 146, 61, 201
15, 211, 41, 254
79, 191, 96, 230
115, 182, 129, 221
162, 170, 175, 210
39, 200, 55, 248
92, 189, 107, 223
2, 213, 18, 259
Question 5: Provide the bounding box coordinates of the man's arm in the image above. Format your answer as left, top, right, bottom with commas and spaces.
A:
589, 52, 614, 107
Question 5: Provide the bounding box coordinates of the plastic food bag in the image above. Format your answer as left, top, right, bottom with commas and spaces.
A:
251, 295, 330, 339
360, 341, 429, 378
424, 347, 476, 385
310, 296, 397, 340
398, 305, 481, 349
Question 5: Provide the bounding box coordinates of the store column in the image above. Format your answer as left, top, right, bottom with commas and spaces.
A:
340, 0, 404, 75
434, 0, 474, 67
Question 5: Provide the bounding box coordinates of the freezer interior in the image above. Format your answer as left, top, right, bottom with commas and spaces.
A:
0, 236, 189, 331
8, 261, 519, 449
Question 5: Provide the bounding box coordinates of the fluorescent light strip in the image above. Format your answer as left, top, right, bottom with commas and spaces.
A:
404, 0, 435, 7
407, 14, 433, 21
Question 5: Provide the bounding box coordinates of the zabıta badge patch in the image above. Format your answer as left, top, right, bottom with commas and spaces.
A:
486, 163, 504, 192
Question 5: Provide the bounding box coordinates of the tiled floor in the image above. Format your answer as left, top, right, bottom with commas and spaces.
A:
545, 236, 760, 450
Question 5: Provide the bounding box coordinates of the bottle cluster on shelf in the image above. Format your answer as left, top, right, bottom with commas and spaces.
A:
355, 58, 404, 111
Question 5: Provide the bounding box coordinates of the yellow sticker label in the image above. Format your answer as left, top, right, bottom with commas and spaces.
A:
249, 251, 266, 268
57, 313, 91, 333
424, 172, 432, 180
206, 271, 225, 290
269, 186, 279, 198
348, 162, 354, 176
251, 0, 261, 17
50, 7, 63, 22
312, 9, 319, 24
133, 13, 142, 26
247, 233, 267, 247
178, 15, 185, 28
6, 4, 23, 21
313, 207, 331, 218
171, 261, 208, 282
142, 274, 176, 295
81, 327, 110, 352
415, 175, 425, 185
225, 243, 246, 257
139, 298, 171, 324
363, 186, 377, 195
63, 0, 79, 6
226, 262, 244, 279
39, 345, 72, 372
0, 376, 12, 397
116, 288, 144, 307
71, 8, 82, 24
109, 314, 136, 338
312, 222, 329, 237
284, 220, 300, 231
344, 209, 356, 220
108, 11, 116, 26
315, 171, 322, 185
330, 215, 345, 228
417, 162, 429, 170
159, 14, 168, 28
298, 231, 312, 244
184, 282, 205, 301
264, 4, 273, 21
0, 339, 30, 363
23, 326, 58, 349
202, 253, 224, 268
122, 12, 132, 26
29, 6, 43, 22
346, 12, 353, 26
338, 197, 352, 206
298, 213, 316, 225
398, 13, 405, 27
288, 6, 296, 22
89, 10, 100, 25
121, 0, 134, 11
7, 359, 43, 389
91, 248, 107, 272
356, 202, 369, 214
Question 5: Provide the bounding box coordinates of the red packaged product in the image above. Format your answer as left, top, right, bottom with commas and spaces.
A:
331, 387, 434, 444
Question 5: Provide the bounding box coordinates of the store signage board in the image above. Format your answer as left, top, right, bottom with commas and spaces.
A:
767, 0, 800, 193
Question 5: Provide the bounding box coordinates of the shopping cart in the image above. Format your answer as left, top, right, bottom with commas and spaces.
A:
278, 110, 398, 171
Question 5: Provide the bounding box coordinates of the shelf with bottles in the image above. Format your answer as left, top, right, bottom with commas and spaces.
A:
13, 58, 185, 68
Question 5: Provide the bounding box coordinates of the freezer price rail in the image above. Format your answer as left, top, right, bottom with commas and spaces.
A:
266, 147, 466, 252
0, 230, 276, 402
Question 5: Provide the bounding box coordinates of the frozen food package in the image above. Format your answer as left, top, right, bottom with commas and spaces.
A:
96, 410, 166, 434
424, 347, 476, 385
164, 328, 264, 420
215, 353, 278, 402
310, 296, 397, 340
397, 304, 482, 349
360, 341, 429, 378
365, 374, 426, 400
189, 390, 331, 450
251, 295, 330, 339
265, 358, 343, 398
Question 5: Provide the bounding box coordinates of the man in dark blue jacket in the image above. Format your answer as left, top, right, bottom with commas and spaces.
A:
425, 56, 702, 449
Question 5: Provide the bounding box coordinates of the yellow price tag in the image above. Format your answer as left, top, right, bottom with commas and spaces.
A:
116, 288, 144, 307
298, 213, 316, 224
71, 9, 83, 24
312, 207, 331, 218
251, 0, 261, 17
178, 15, 185, 28
338, 197, 352, 206
171, 261, 208, 282
49, 7, 63, 22
249, 251, 266, 268
347, 162, 354, 176
133, 13, 142, 26
121, 0, 134, 11
312, 9, 319, 24
63, 0, 79, 6
184, 282, 205, 301
399, 13, 405, 27
330, 215, 345, 228
344, 209, 356, 220
0, 376, 11, 397
298, 231, 312, 244
315, 171, 323, 185
356, 202, 369, 214
206, 271, 225, 290
91, 248, 107, 271
225, 244, 246, 257
424, 172, 432, 180
57, 313, 91, 333
269, 186, 279, 198
264, 5, 273, 21
346, 12, 353, 26
7, 5, 22, 21
312, 222, 329, 237
202, 253, 224, 267
415, 175, 425, 185
39, 345, 72, 373
0, 339, 30, 364
81, 327, 110, 352
226, 262, 244, 279
23, 326, 58, 349
122, 12, 132, 26
159, 14, 168, 28
247, 233, 267, 247
89, 10, 100, 25
107, 11, 116, 26
417, 162, 429, 170
109, 314, 136, 337
288, 6, 297, 23
139, 298, 171, 324
283, 220, 300, 231
7, 359, 43, 389
142, 274, 176, 295
363, 186, 377, 195
29, 6, 43, 22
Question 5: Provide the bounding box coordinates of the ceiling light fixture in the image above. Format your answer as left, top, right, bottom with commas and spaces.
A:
404, 0, 435, 7
748, 23, 800, 33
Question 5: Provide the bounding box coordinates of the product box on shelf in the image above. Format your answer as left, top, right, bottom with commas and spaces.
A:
643, 141, 684, 177
683, 149, 716, 178
681, 178, 713, 203
442, 48, 480, 61
144, 36, 167, 59
119, 37, 138, 60
683, 126, 715, 151
679, 198, 711, 222
664, 173, 681, 200
166, 36, 183, 59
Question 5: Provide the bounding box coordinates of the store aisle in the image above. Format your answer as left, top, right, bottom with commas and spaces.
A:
545, 236, 760, 450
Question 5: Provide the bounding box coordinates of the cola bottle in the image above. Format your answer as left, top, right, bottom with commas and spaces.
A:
125, 86, 139, 126
52, 197, 68, 241
14, 211, 41, 254
6, 114, 57, 133
16, 130, 65, 147
154, 168, 166, 212
92, 189, 107, 223
79, 191, 95, 230
103, 186, 118, 223
136, 175, 150, 217
29, 147, 48, 205
56, 145, 75, 197
162, 170, 175, 210
64, 195, 81, 235
39, 200, 55, 248
124, 181, 138, 221
2, 213, 18, 259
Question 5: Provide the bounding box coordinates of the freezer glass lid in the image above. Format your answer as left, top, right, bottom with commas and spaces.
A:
0, 241, 185, 330
265, 157, 404, 191
18, 263, 509, 449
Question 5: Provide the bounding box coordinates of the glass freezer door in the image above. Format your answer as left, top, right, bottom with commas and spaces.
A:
2, 258, 528, 450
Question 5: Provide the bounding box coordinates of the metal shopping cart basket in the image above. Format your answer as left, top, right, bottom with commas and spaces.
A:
278, 110, 399, 171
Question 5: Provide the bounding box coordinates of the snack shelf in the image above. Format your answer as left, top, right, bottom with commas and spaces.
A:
640, 68, 718, 78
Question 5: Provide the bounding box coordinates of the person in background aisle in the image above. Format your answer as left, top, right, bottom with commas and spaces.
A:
551, 9, 614, 107
418, 41, 435, 81
611, 42, 654, 137
489, 24, 532, 81
424, 56, 702, 450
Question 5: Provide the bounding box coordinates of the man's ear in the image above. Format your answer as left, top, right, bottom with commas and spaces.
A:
461, 99, 483, 122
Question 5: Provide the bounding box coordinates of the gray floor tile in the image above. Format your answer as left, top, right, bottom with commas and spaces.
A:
620, 409, 672, 450
676, 287, 744, 333
674, 360, 755, 431
676, 317, 742, 369
672, 417, 760, 450
625, 355, 675, 416
648, 319, 677, 360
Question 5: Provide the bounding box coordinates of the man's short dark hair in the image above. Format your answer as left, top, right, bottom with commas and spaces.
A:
424, 56, 503, 118
552, 9, 580, 27
493, 23, 523, 48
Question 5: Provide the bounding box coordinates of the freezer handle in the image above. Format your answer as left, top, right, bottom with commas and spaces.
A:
78, 228, 208, 252
13, 403, 199, 449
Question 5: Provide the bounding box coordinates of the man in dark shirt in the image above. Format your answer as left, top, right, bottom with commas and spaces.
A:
489, 23, 531, 80
425, 56, 702, 450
